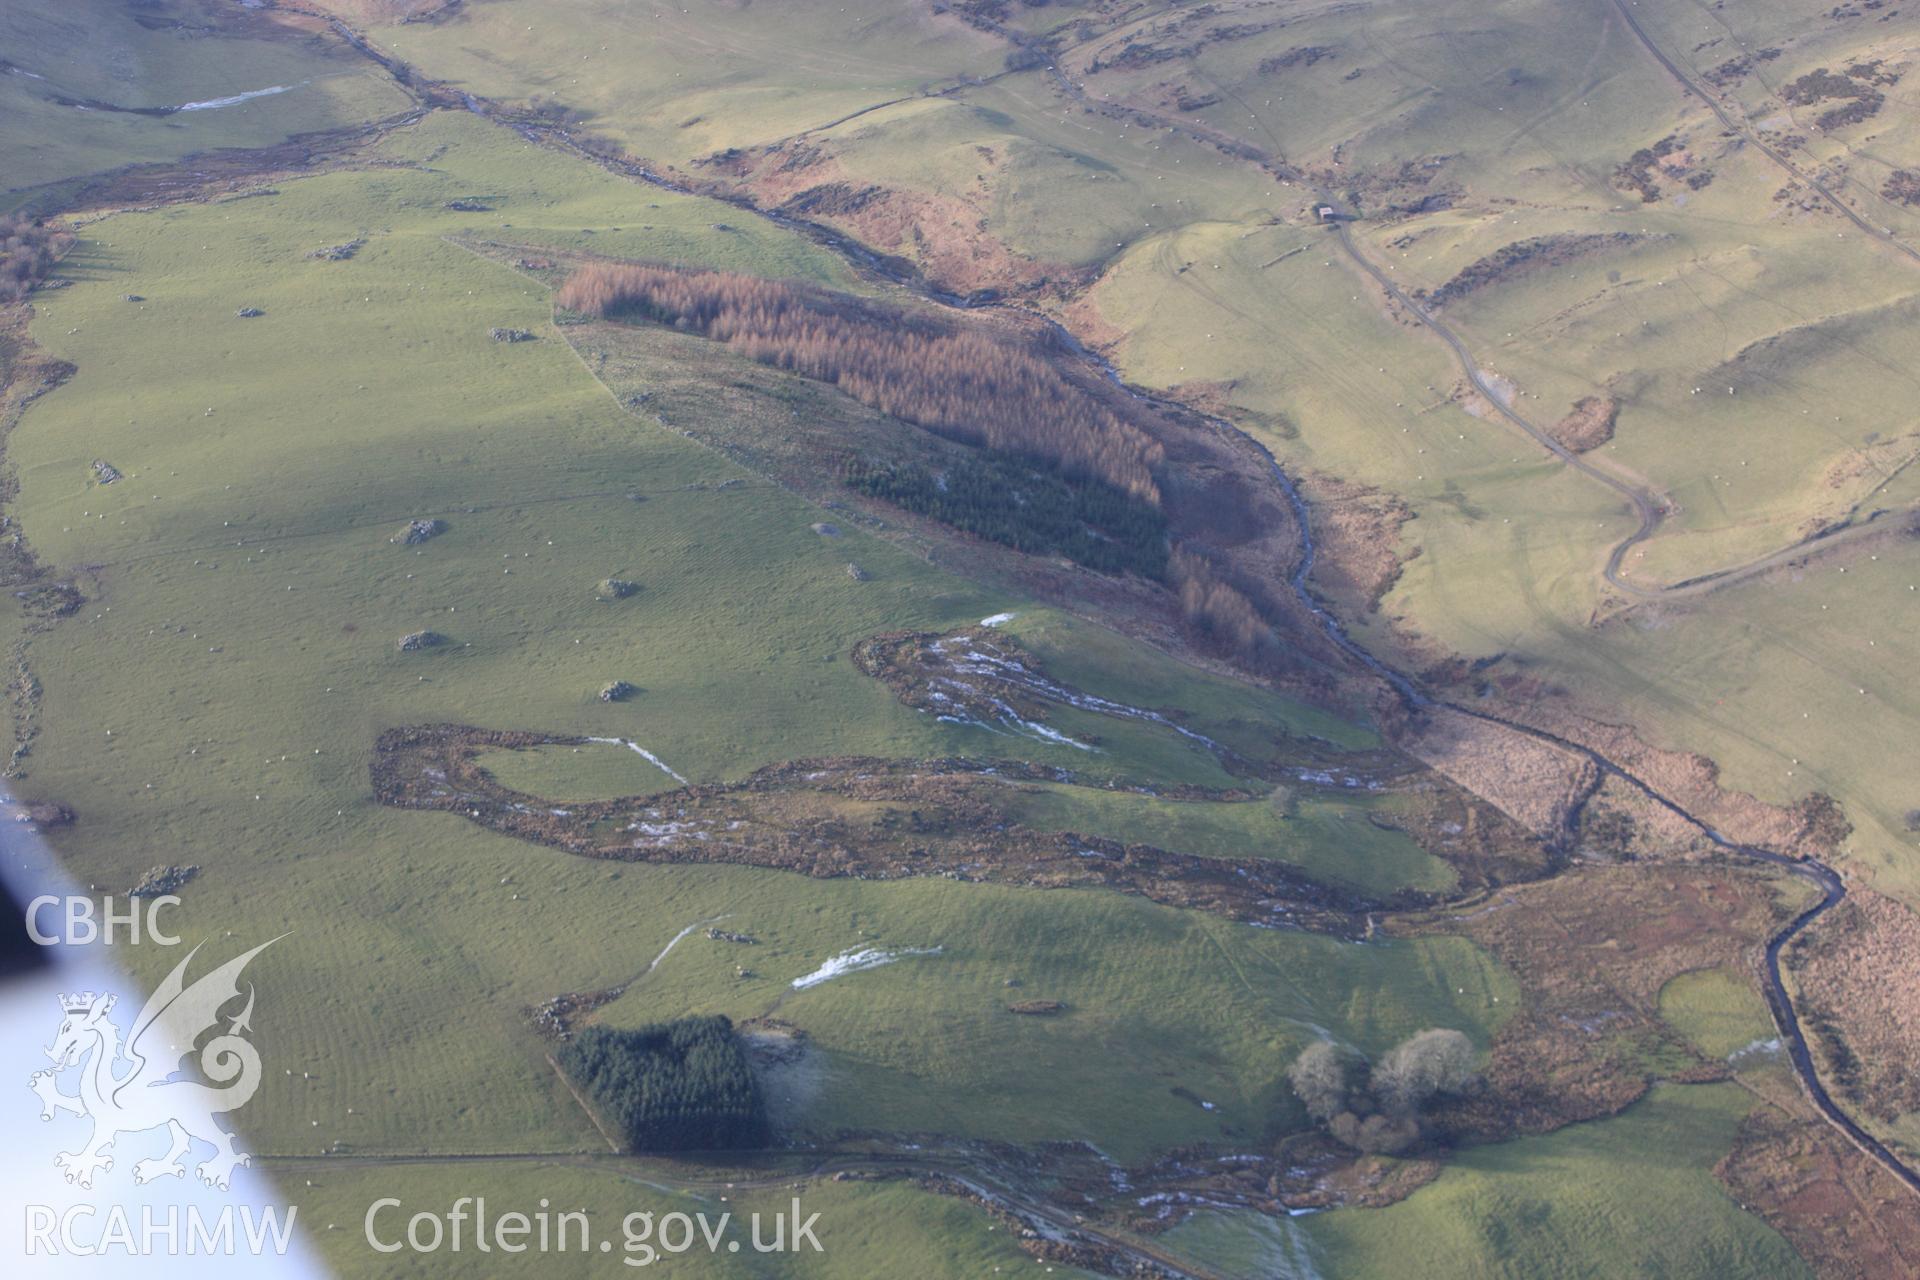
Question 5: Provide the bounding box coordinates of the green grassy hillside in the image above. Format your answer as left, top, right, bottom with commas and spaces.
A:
1, 0, 413, 204
7, 4, 1904, 1274
1166, 1085, 1811, 1280
11, 112, 1505, 1171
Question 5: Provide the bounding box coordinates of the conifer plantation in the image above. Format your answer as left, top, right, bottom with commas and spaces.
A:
556, 1016, 770, 1152
842, 453, 1169, 577
558, 261, 1166, 503
561, 261, 1292, 666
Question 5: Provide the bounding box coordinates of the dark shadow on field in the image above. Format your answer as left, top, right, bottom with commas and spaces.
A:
41, 241, 126, 285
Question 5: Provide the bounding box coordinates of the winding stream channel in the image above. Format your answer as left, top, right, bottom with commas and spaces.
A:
593, 143, 1920, 1197
652, 158, 1920, 1202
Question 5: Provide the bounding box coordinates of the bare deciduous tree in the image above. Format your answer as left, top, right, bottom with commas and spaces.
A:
1288, 1027, 1481, 1154
558, 262, 1165, 502
1286, 1041, 1354, 1122
1371, 1028, 1479, 1117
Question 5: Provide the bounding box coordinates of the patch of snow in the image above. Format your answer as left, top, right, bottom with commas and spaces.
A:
1016, 719, 1093, 751
1729, 1036, 1783, 1062
790, 945, 941, 990
979, 611, 1017, 627
586, 736, 690, 785
178, 84, 297, 112
626, 820, 700, 837
646, 916, 726, 975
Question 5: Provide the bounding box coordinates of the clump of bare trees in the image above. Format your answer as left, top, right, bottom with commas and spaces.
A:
1, 216, 69, 303
560, 260, 1310, 672
1167, 545, 1275, 665
1288, 1029, 1480, 1154
557, 262, 1165, 503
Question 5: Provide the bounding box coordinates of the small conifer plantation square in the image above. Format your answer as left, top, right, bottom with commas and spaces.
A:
557, 1016, 770, 1152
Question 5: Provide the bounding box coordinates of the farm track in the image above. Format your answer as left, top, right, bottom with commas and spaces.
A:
1014, 29, 1920, 1199
1607, 0, 1920, 270
215, 0, 1920, 1213
1326, 222, 1920, 602
1327, 223, 1667, 601
1032, 19, 1915, 607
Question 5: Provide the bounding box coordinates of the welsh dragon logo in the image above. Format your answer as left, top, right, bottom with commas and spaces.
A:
27, 939, 279, 1191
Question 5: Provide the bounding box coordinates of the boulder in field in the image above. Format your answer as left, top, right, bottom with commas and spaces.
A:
130, 864, 198, 898
307, 240, 364, 261
20, 801, 75, 828
391, 518, 445, 545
